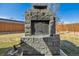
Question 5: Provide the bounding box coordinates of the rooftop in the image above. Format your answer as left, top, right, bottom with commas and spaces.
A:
0, 18, 24, 24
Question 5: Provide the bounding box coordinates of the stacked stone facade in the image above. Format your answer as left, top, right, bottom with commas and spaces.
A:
21, 4, 60, 56
25, 5, 55, 36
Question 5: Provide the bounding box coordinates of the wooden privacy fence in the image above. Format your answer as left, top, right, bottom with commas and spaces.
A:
0, 22, 24, 33
56, 23, 79, 32
0, 21, 79, 33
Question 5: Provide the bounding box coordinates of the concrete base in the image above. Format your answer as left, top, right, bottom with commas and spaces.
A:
21, 34, 60, 56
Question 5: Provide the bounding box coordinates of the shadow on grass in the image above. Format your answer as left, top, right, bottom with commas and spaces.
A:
0, 47, 12, 56
60, 40, 79, 56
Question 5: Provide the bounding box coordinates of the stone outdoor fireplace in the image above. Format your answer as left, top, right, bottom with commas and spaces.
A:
21, 4, 60, 56
31, 20, 49, 35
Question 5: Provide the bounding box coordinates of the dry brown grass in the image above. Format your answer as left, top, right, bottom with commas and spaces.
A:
60, 32, 79, 46
0, 33, 24, 55
0, 33, 24, 48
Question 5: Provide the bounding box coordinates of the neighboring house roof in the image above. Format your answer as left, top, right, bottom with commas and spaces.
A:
0, 18, 24, 24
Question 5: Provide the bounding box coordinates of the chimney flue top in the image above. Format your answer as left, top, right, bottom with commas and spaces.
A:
33, 3, 48, 9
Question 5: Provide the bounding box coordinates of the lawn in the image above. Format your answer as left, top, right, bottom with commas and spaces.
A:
0, 33, 24, 55
60, 32, 79, 56
0, 32, 79, 56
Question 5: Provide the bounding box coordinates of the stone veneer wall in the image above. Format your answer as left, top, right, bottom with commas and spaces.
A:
25, 9, 55, 36
21, 34, 60, 55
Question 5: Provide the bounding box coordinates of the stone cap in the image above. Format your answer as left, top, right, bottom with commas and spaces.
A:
33, 3, 49, 9
22, 34, 60, 39
22, 35, 50, 38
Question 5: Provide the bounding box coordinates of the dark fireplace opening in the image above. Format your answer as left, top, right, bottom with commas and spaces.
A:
31, 20, 49, 35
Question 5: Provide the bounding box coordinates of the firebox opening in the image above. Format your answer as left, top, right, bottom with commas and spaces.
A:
31, 20, 49, 35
